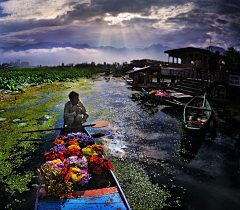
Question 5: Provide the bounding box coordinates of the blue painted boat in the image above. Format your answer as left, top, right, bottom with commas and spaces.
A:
34, 127, 131, 210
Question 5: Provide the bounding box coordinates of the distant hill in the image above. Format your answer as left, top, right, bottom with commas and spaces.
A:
0, 42, 92, 52
0, 42, 226, 66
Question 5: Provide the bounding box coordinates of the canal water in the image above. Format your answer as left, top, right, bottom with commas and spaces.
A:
79, 76, 240, 210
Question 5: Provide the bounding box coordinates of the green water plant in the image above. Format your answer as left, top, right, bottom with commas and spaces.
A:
107, 156, 173, 210
0, 66, 105, 93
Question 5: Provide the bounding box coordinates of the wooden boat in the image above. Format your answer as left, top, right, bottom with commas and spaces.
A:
34, 127, 131, 210
183, 95, 212, 130
142, 88, 183, 106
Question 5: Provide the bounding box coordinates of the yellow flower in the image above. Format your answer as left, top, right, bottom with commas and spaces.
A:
51, 159, 62, 165
82, 147, 98, 156
71, 168, 86, 183
68, 145, 80, 150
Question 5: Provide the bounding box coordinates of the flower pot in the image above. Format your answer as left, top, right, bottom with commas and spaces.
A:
97, 180, 111, 188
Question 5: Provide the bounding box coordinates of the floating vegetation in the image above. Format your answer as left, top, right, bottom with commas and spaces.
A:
107, 155, 173, 210
0, 66, 105, 93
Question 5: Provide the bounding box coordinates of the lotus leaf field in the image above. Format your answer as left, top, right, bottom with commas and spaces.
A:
0, 66, 105, 93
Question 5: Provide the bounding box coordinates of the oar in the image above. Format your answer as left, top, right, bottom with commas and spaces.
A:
202, 92, 206, 108
18, 133, 106, 142
22, 120, 108, 134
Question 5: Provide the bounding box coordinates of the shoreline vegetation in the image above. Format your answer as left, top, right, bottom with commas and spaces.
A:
0, 67, 176, 210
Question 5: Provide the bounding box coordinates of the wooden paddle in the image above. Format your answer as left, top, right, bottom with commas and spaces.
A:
18, 133, 106, 142
22, 120, 108, 133
202, 92, 206, 108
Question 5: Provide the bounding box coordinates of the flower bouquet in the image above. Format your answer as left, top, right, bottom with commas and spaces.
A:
44, 150, 64, 162
37, 160, 73, 198
64, 132, 96, 147
36, 131, 113, 199
87, 156, 113, 176
63, 147, 83, 159
82, 145, 104, 158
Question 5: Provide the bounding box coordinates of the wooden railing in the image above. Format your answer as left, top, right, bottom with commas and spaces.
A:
175, 69, 240, 90
175, 68, 194, 83
202, 71, 240, 89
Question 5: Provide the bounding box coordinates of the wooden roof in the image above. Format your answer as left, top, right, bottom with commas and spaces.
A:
126, 66, 151, 74
164, 47, 213, 58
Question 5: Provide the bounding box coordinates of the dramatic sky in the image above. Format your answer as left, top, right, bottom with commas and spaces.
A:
0, 0, 240, 66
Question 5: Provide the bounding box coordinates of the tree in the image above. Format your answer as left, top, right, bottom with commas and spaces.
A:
224, 46, 240, 72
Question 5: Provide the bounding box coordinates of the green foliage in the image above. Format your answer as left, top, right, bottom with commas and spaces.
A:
0, 90, 63, 209
112, 73, 124, 77
224, 46, 240, 72
0, 67, 105, 92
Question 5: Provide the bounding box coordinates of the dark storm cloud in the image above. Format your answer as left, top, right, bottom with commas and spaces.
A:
216, 19, 228, 24
0, 0, 240, 65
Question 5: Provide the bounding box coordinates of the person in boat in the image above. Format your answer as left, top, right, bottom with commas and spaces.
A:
64, 91, 89, 130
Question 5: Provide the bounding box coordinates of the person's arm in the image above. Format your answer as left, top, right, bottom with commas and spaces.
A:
64, 101, 77, 119
77, 100, 89, 122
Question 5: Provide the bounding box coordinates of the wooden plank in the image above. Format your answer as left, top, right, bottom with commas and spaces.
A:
64, 187, 118, 198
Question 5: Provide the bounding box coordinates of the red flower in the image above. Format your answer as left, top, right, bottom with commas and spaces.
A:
63, 148, 83, 159
44, 151, 64, 162
51, 139, 65, 148
61, 162, 72, 181
92, 145, 104, 156
102, 158, 113, 171
65, 139, 78, 147
87, 156, 113, 175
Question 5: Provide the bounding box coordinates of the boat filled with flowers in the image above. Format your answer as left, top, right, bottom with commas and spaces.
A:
34, 129, 130, 210
142, 88, 183, 106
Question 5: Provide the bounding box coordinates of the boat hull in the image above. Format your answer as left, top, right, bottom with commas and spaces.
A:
142, 88, 183, 106
183, 95, 212, 130
36, 187, 127, 210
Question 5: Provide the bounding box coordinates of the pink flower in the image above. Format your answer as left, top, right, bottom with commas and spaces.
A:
36, 188, 47, 198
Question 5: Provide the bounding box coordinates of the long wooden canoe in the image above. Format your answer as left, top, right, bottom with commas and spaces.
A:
34, 127, 131, 210
142, 88, 183, 106
183, 95, 212, 130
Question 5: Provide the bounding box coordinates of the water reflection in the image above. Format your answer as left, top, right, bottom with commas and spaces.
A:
128, 92, 159, 117
179, 129, 206, 163
89, 77, 240, 210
